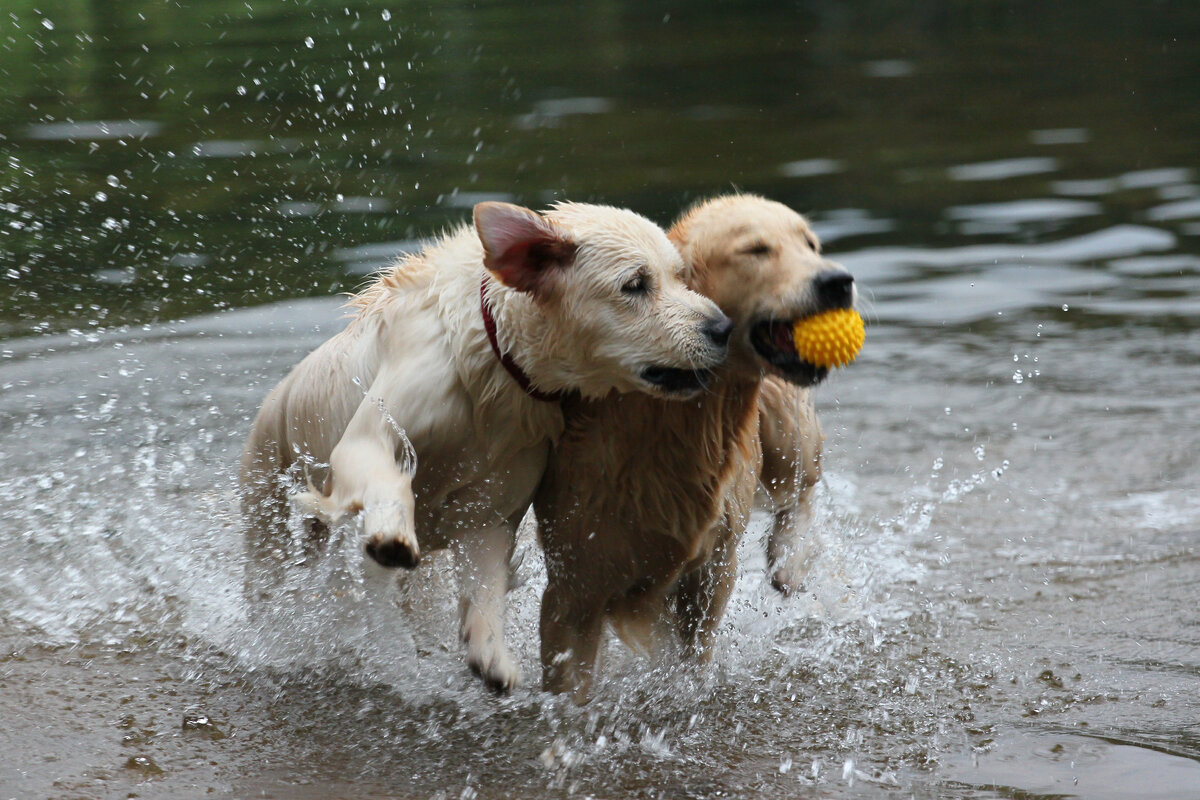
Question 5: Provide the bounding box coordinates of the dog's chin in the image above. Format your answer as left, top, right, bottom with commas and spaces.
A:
639, 365, 713, 398
749, 319, 830, 388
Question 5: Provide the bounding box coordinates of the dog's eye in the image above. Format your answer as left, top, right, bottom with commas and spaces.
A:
805, 234, 820, 253
741, 242, 771, 256
622, 272, 650, 295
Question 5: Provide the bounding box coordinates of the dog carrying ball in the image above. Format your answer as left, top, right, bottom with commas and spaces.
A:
792, 308, 864, 369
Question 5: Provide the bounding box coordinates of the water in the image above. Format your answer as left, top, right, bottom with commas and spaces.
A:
3, 2, 1199, 797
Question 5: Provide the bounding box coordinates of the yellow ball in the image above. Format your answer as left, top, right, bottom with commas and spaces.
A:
792, 308, 864, 369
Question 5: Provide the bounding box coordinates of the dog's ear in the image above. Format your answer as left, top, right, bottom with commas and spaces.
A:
474, 202, 577, 295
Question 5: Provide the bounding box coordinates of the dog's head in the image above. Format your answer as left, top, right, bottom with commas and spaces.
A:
670, 194, 857, 387
475, 201, 731, 399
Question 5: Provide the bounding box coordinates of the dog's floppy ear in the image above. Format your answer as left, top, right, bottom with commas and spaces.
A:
474, 202, 577, 295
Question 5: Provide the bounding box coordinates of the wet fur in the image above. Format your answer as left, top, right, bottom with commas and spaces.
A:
239, 201, 727, 692
534, 195, 845, 702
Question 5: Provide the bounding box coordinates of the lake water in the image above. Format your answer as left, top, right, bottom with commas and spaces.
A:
2, 2, 1199, 798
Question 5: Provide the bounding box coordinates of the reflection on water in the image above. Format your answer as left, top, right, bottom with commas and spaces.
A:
3, 0, 1199, 336
947, 157, 1060, 182
2, 1, 1199, 798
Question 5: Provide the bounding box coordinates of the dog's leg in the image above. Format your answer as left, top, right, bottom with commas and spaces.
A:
763, 451, 821, 594
672, 531, 739, 661
766, 488, 820, 595
541, 580, 605, 704
454, 520, 521, 693
323, 392, 420, 568
239, 482, 293, 607
758, 377, 823, 595
238, 427, 303, 607
239, 416, 294, 562
240, 479, 290, 561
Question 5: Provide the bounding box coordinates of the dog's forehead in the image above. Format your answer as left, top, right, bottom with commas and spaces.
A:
674, 195, 813, 250
548, 202, 679, 268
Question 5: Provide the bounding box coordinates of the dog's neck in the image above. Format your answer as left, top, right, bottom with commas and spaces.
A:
479, 275, 569, 404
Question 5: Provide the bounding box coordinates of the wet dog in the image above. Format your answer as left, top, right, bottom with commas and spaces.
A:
239, 201, 731, 691
534, 195, 853, 702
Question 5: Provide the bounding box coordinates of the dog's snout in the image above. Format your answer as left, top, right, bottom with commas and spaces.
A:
703, 314, 734, 348
814, 271, 855, 310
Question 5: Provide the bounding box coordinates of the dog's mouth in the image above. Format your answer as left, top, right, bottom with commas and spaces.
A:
640, 365, 714, 397
749, 318, 829, 387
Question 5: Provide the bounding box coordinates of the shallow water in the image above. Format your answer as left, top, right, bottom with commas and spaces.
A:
3, 2, 1200, 798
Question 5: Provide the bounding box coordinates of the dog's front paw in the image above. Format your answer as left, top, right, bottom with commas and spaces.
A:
770, 549, 816, 596
362, 501, 420, 568
365, 533, 420, 568
769, 536, 817, 597
770, 564, 805, 596
466, 641, 521, 694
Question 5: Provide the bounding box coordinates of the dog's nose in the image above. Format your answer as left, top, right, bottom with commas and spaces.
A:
814, 271, 855, 310
703, 314, 734, 348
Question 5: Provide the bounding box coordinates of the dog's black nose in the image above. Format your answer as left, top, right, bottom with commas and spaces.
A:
704, 315, 734, 348
814, 271, 855, 310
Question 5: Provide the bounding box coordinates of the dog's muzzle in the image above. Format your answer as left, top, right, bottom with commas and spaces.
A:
750, 269, 855, 387
749, 320, 829, 387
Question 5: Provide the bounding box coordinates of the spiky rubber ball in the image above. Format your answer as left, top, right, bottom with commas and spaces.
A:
792, 308, 864, 368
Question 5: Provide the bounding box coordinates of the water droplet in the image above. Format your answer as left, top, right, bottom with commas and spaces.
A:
381, 9, 391, 21
1012, 370, 1024, 384
1062, 303, 1069, 311
106, 175, 120, 187
42, 18, 55, 30
304, 36, 315, 48
237, 85, 247, 96
378, 76, 386, 91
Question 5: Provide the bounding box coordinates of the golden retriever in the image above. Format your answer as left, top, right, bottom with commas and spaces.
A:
534, 194, 854, 702
239, 201, 732, 691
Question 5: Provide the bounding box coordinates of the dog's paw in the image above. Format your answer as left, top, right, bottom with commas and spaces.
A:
365, 533, 421, 568
462, 612, 520, 693
768, 561, 806, 597
362, 500, 420, 569
768, 537, 818, 597
770, 563, 808, 596
466, 643, 521, 694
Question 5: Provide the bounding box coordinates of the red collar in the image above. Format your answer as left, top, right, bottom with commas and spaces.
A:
480, 275, 569, 403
